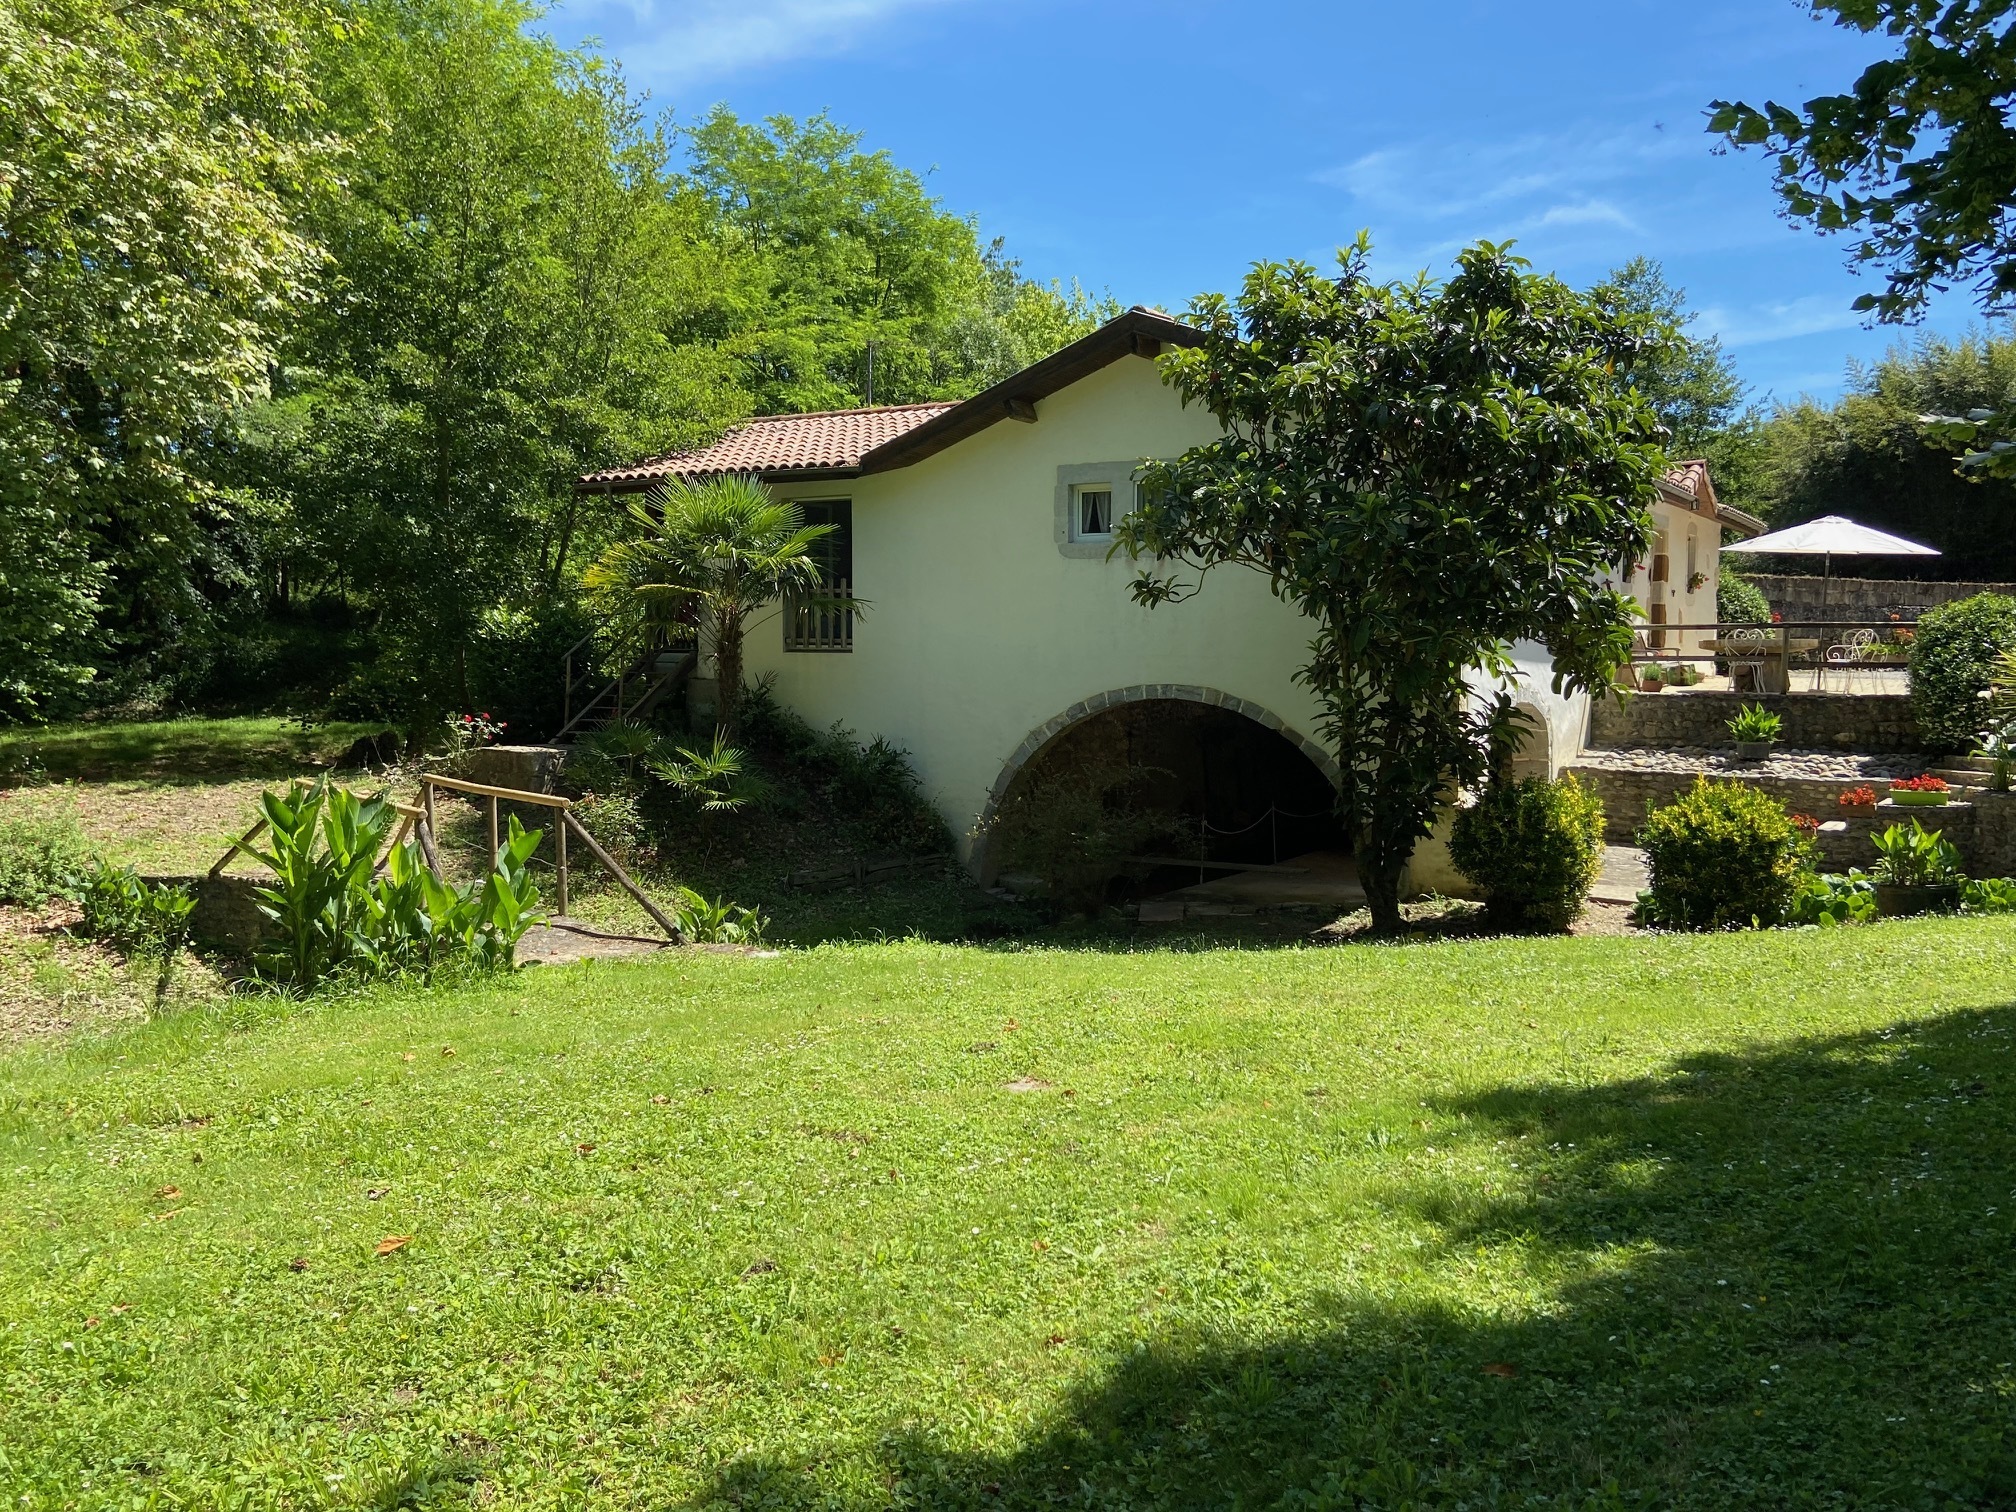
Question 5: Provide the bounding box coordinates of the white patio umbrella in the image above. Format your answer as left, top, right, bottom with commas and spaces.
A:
1721, 514, 1939, 616
1721, 514, 1940, 689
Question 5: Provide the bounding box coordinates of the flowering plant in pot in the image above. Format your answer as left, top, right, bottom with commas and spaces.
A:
1888, 774, 1950, 807
1869, 820, 1963, 916
1839, 785, 1878, 808
1726, 703, 1782, 760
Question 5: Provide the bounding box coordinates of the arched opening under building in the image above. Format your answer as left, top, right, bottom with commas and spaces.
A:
985, 698, 1349, 910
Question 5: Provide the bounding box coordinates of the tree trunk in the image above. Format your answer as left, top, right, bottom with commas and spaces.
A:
1360, 851, 1406, 934
713, 609, 743, 743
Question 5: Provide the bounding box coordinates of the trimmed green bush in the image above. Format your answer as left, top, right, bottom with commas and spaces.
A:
1448, 774, 1606, 930
1635, 777, 1815, 929
1909, 592, 2016, 752
1717, 571, 1771, 624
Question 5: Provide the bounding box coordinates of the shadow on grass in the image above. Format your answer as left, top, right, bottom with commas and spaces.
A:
694, 1006, 2016, 1508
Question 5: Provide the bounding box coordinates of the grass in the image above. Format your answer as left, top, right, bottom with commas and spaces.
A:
2, 920, 2014, 1507
0, 717, 389, 785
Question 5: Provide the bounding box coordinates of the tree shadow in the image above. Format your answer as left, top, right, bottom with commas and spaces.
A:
693, 1005, 2016, 1507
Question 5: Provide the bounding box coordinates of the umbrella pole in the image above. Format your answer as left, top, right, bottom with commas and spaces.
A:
1817, 552, 1832, 692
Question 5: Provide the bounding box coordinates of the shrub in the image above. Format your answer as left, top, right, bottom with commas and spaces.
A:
1635, 778, 1815, 929
74, 859, 195, 956
739, 677, 947, 853
1909, 592, 2016, 752
1868, 820, 1962, 887
0, 807, 94, 905
1718, 571, 1771, 624
670, 888, 768, 944
1447, 774, 1606, 930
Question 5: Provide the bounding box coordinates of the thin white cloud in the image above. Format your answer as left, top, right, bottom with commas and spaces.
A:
570, 0, 965, 88
1695, 294, 1866, 348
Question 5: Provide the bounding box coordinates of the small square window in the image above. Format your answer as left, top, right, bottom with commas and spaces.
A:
1073, 485, 1114, 540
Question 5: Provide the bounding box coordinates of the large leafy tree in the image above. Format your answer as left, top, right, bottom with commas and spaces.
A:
0, 0, 329, 716
1710, 1, 2016, 323
1120, 241, 1662, 932
251, 0, 749, 726
1749, 333, 2016, 577
1709, 2, 2016, 480
584, 476, 835, 740
684, 109, 1112, 412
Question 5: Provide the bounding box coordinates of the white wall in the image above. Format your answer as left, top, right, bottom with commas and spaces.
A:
744, 353, 1600, 894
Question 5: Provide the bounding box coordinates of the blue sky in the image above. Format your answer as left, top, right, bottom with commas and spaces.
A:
538, 0, 1996, 406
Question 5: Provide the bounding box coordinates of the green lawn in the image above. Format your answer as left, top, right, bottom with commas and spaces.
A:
0, 717, 389, 785
4, 923, 2014, 1508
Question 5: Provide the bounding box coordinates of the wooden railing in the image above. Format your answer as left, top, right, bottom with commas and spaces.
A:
784, 577, 853, 652
208, 775, 685, 942
1629, 619, 1917, 694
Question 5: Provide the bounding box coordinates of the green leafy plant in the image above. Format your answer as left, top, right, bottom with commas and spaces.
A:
1447, 774, 1606, 931
1908, 593, 2016, 752
0, 808, 95, 906
1789, 871, 1878, 927
245, 780, 542, 991
1635, 778, 1816, 930
1727, 704, 1783, 743
670, 889, 768, 945
586, 476, 850, 740
72, 859, 198, 1006
1869, 821, 1963, 889
1962, 876, 2016, 913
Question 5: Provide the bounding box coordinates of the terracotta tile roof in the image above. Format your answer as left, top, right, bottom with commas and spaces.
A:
579, 402, 958, 488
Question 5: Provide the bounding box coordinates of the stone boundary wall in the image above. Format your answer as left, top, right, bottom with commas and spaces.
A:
1744, 574, 2016, 622
1567, 765, 2016, 875
1588, 691, 1923, 753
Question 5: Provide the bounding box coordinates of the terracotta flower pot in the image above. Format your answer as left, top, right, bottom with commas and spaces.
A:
1874, 882, 1960, 917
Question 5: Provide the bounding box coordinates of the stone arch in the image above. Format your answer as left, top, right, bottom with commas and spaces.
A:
971, 685, 1340, 881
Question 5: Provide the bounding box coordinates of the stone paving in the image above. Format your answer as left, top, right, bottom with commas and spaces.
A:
1573, 746, 1933, 782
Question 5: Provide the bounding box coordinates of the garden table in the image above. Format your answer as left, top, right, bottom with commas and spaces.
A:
1702, 636, 1819, 696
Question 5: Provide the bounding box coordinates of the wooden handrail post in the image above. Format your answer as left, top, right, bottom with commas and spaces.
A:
487, 793, 499, 873
562, 811, 683, 942
415, 816, 444, 880
556, 819, 569, 918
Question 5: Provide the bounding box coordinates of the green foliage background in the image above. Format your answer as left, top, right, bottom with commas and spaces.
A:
1908, 591, 2016, 753
0, 0, 1113, 729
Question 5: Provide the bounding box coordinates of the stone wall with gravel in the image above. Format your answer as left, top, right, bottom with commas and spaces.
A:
1588, 691, 1924, 753
1568, 764, 2016, 875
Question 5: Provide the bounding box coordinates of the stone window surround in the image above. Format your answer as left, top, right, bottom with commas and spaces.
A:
1054, 460, 1152, 559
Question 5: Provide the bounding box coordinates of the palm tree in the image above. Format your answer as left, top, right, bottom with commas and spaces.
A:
584, 475, 843, 740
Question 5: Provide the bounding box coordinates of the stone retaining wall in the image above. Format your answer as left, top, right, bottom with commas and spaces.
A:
1588, 690, 1923, 753
1567, 765, 2016, 875
1745, 574, 2016, 621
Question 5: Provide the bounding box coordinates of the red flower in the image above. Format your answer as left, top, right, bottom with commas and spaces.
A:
1839, 785, 1877, 807
1891, 774, 1949, 792
1790, 812, 1820, 834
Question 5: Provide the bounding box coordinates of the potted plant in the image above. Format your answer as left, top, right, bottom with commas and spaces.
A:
1637, 665, 1666, 693
1869, 820, 1963, 916
1839, 785, 1878, 809
1727, 702, 1782, 760
1888, 774, 1951, 807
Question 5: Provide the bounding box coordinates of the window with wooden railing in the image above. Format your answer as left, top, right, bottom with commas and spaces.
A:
785, 576, 853, 652
785, 500, 853, 653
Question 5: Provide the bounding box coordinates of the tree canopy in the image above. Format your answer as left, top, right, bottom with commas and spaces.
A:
0, 0, 330, 717
0, 0, 1114, 726
1120, 239, 1662, 932
1709, 1, 2016, 323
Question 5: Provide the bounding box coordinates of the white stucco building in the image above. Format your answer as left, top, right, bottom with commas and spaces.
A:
581, 308, 1759, 894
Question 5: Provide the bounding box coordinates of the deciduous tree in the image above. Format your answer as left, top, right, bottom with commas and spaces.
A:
1120, 240, 1661, 932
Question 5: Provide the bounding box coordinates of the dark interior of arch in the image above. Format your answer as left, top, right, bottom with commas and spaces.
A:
993, 699, 1344, 902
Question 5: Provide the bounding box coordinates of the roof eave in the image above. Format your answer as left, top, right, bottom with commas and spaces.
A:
1717, 505, 1767, 539
855, 307, 1200, 475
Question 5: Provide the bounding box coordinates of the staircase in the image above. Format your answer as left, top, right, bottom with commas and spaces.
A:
550, 639, 696, 745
